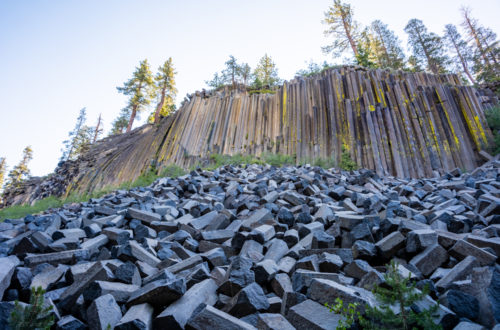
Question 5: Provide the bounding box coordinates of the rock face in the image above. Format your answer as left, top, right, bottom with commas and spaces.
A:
2, 67, 496, 207
0, 159, 499, 329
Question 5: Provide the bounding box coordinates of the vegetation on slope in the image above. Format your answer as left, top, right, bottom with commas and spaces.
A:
485, 105, 500, 155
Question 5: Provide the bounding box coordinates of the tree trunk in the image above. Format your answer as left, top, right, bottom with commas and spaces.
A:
126, 105, 138, 133
340, 8, 358, 57
92, 114, 102, 143
154, 87, 167, 124
455, 45, 476, 84
344, 22, 358, 57
415, 28, 438, 74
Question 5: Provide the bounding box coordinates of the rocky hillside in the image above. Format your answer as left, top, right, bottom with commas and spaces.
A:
0, 159, 499, 329
3, 66, 497, 207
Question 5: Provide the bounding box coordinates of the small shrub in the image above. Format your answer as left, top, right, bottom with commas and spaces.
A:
485, 105, 500, 155
360, 261, 441, 330
9, 286, 54, 330
313, 157, 336, 169
159, 165, 186, 178
261, 153, 296, 167
339, 146, 357, 171
325, 298, 362, 330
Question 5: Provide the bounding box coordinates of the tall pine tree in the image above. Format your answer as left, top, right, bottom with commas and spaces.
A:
322, 0, 360, 58
223, 55, 240, 86
355, 28, 378, 68
0, 157, 6, 192
370, 20, 406, 70
60, 108, 94, 162
238, 63, 252, 86
7, 146, 33, 188
461, 7, 499, 83
117, 59, 155, 132
152, 58, 177, 123
405, 19, 449, 75
254, 54, 280, 87
443, 24, 476, 84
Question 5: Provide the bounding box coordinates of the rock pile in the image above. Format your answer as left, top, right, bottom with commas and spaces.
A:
0, 160, 499, 329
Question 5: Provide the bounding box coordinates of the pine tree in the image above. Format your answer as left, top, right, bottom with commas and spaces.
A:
9, 286, 54, 330
238, 63, 252, 86
0, 157, 6, 193
7, 146, 33, 188
117, 59, 155, 132
150, 58, 177, 124
296, 61, 333, 77
443, 24, 476, 84
223, 55, 240, 86
370, 20, 406, 70
206, 72, 225, 89
253, 54, 280, 87
60, 108, 94, 161
355, 28, 378, 68
461, 7, 499, 83
405, 19, 449, 75
360, 261, 440, 330
407, 55, 423, 72
322, 0, 360, 58
110, 108, 131, 135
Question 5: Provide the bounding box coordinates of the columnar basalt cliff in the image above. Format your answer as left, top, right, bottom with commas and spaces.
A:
2, 66, 496, 206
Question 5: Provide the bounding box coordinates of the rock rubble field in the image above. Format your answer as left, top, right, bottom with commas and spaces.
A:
0, 161, 499, 329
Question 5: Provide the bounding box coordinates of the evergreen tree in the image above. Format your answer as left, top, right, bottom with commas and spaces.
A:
407, 55, 423, 72
461, 7, 499, 83
60, 108, 94, 161
206, 72, 225, 89
322, 0, 360, 58
152, 58, 177, 123
0, 157, 6, 192
360, 261, 440, 330
9, 287, 54, 330
405, 19, 449, 75
110, 108, 131, 135
238, 63, 252, 86
370, 20, 406, 70
92, 114, 103, 143
253, 54, 280, 87
443, 24, 476, 84
296, 61, 333, 77
117, 59, 155, 132
355, 28, 378, 68
7, 146, 33, 188
223, 55, 240, 86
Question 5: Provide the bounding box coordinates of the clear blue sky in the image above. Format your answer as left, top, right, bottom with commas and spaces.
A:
1, 0, 499, 177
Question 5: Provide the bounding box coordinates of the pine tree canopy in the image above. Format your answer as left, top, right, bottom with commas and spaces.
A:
405, 19, 450, 75
7, 146, 33, 188
254, 54, 280, 87
322, 0, 360, 57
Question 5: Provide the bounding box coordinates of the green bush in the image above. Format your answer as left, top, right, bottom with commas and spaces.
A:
326, 261, 441, 330
325, 298, 361, 330
339, 146, 357, 171
9, 286, 54, 330
485, 105, 500, 155
159, 164, 187, 178
261, 153, 296, 167
360, 261, 441, 330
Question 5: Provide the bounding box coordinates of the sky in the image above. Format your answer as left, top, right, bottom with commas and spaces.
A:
0, 0, 499, 177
